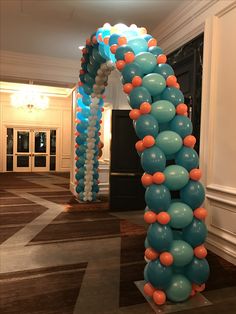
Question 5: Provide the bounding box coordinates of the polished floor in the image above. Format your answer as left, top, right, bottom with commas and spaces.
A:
0, 172, 235, 314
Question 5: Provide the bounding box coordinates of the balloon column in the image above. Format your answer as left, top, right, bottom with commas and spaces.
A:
76, 23, 209, 304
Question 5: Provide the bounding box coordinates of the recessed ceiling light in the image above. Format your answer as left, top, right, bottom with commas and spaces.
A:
78, 45, 85, 50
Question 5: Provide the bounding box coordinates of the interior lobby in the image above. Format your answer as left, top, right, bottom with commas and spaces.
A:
0, 1, 236, 314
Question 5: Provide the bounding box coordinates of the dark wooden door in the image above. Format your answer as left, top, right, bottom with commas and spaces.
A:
109, 110, 145, 211
168, 34, 203, 153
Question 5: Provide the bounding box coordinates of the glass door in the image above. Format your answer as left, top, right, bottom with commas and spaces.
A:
32, 130, 50, 171
13, 129, 32, 172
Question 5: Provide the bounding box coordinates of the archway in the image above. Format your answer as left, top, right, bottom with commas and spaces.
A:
75, 23, 209, 305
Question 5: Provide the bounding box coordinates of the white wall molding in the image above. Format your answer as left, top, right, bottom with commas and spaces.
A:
0, 50, 79, 85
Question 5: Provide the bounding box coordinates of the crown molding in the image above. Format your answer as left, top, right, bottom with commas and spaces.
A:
0, 50, 79, 85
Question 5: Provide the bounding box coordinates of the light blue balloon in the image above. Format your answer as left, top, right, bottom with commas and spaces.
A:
167, 202, 193, 228
161, 87, 184, 107
151, 100, 176, 123
134, 114, 159, 139
169, 240, 194, 267
142, 73, 166, 96
127, 37, 148, 55
180, 180, 205, 209
156, 131, 183, 155
166, 274, 192, 302
146, 259, 173, 289
154, 63, 174, 79
183, 218, 207, 247
164, 165, 189, 191
186, 258, 210, 285
141, 146, 166, 174
175, 147, 199, 171
145, 184, 171, 213
128, 86, 152, 109
135, 52, 157, 75
170, 115, 193, 138
147, 223, 173, 252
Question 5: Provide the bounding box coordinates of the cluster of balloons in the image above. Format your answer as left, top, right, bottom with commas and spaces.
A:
76, 23, 209, 304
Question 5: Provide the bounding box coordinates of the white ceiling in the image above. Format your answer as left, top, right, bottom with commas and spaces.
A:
0, 0, 189, 61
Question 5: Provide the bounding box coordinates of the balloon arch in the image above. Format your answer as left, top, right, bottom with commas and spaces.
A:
75, 23, 209, 305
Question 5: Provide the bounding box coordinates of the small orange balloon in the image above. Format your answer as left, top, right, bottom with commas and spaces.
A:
157, 212, 170, 225
103, 36, 110, 45
141, 173, 153, 186
160, 252, 174, 266
129, 109, 141, 120
190, 168, 202, 181
192, 283, 206, 292
174, 82, 180, 89
144, 283, 156, 297
132, 76, 143, 87
176, 103, 188, 115
97, 34, 103, 42
110, 44, 118, 54
118, 36, 127, 46
194, 207, 207, 220
153, 290, 166, 305
135, 140, 145, 152
190, 289, 196, 297
194, 245, 207, 259
152, 172, 165, 184
140, 102, 151, 114
116, 60, 126, 71
157, 54, 167, 64
123, 83, 133, 94
148, 38, 157, 47
145, 248, 159, 260
183, 135, 196, 148
143, 135, 155, 148
124, 51, 135, 63
144, 211, 157, 224
166, 75, 177, 87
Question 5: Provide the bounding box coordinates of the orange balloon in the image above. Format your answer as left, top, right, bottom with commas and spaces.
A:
190, 289, 196, 297
144, 211, 157, 224
144, 283, 156, 297
97, 34, 103, 43
148, 38, 157, 47
152, 172, 165, 184
141, 173, 153, 186
135, 140, 145, 152
157, 54, 167, 64
143, 135, 155, 148
183, 135, 196, 148
192, 283, 206, 292
153, 290, 166, 305
118, 36, 127, 46
176, 103, 188, 115
190, 168, 202, 181
123, 83, 133, 94
132, 76, 143, 87
157, 212, 170, 225
160, 252, 174, 266
194, 207, 207, 220
145, 248, 159, 260
124, 51, 135, 63
194, 245, 207, 259
174, 82, 180, 89
140, 102, 151, 114
129, 109, 141, 120
110, 44, 118, 54
166, 75, 177, 87
116, 60, 126, 71
103, 36, 110, 45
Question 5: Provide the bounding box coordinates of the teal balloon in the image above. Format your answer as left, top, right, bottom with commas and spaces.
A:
170, 116, 193, 138
92, 47, 106, 63
135, 52, 157, 74
87, 63, 99, 76
128, 86, 152, 109
145, 184, 171, 213
135, 114, 159, 139
164, 165, 189, 191
144, 263, 149, 282
161, 87, 184, 107
166, 274, 192, 302
84, 73, 95, 87
142, 73, 166, 96
151, 100, 175, 123
156, 131, 182, 155
186, 258, 210, 284
146, 259, 173, 289
141, 146, 166, 174
154, 63, 174, 79
169, 240, 194, 267
122, 62, 142, 83
175, 147, 199, 171
180, 181, 205, 209
147, 223, 173, 252
127, 37, 148, 55
168, 202, 193, 228
149, 46, 163, 56
76, 157, 85, 168
144, 237, 150, 249
115, 45, 134, 60
183, 218, 207, 247
83, 84, 92, 95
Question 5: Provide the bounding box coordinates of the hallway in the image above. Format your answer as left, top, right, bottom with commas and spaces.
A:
0, 173, 235, 314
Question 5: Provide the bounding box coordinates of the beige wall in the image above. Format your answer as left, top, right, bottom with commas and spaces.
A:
0, 91, 72, 172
